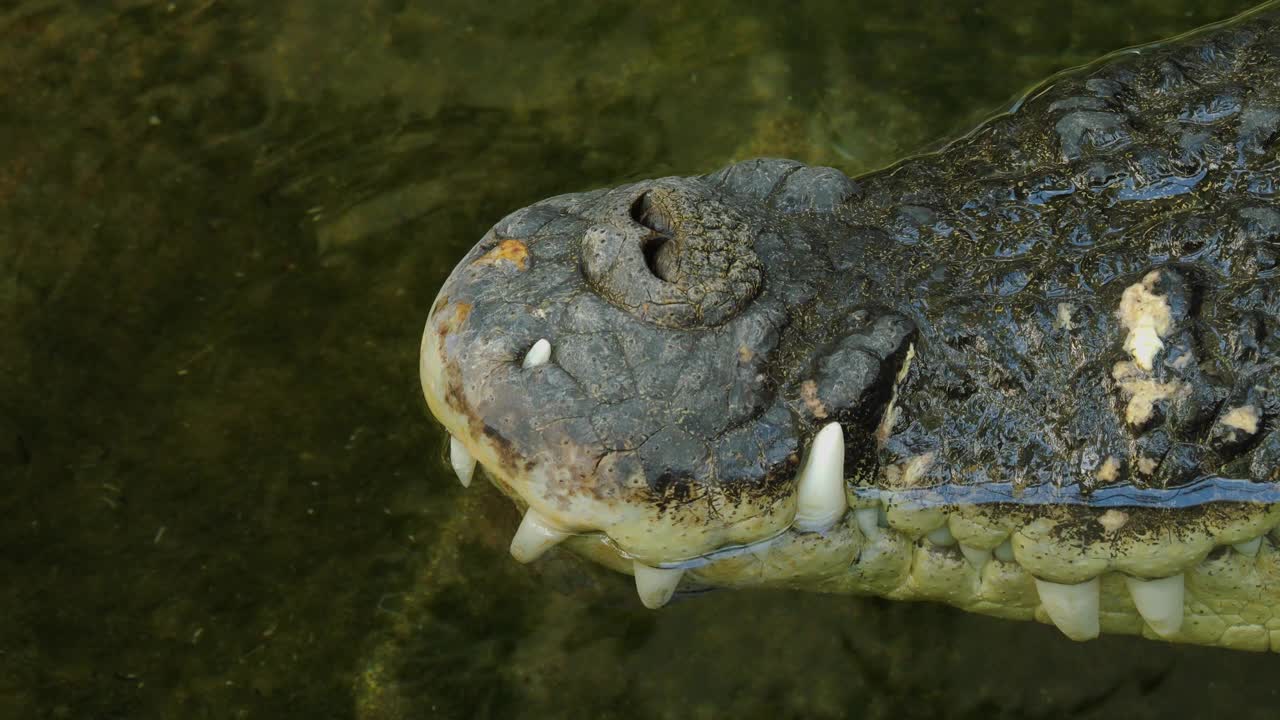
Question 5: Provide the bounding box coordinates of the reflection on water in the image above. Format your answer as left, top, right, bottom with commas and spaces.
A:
2, 1, 1277, 717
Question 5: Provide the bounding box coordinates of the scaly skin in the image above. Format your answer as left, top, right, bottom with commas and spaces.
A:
420, 2, 1280, 650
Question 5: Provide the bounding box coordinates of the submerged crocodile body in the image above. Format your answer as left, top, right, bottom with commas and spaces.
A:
420, 4, 1280, 650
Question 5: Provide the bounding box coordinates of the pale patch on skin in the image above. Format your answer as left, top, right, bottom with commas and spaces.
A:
1112, 361, 1186, 426
1055, 302, 1075, 331
1123, 380, 1185, 426
1118, 271, 1172, 372
884, 452, 935, 488
875, 401, 899, 445
875, 343, 915, 445
1138, 457, 1159, 475
1098, 509, 1129, 534
800, 379, 828, 419
895, 343, 916, 385
1096, 456, 1121, 483
1221, 405, 1261, 435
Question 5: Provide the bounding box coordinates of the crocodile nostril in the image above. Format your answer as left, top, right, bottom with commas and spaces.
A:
631, 192, 677, 282
629, 191, 673, 235
583, 181, 762, 328
641, 235, 675, 282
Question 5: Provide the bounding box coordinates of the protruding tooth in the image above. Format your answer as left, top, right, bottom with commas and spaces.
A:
926, 525, 956, 547
522, 338, 551, 369
449, 436, 476, 488
993, 539, 1015, 563
633, 561, 683, 609
509, 509, 571, 563
855, 507, 881, 540
959, 544, 992, 570
793, 422, 847, 532
1124, 574, 1184, 638
1233, 537, 1263, 557
1034, 577, 1100, 641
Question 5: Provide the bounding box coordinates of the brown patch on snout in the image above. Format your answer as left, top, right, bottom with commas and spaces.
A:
434, 301, 472, 340
479, 423, 537, 494
800, 380, 829, 419
472, 239, 529, 270
433, 301, 474, 414
443, 381, 467, 414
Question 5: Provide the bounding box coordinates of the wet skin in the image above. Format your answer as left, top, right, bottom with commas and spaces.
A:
421, 3, 1280, 648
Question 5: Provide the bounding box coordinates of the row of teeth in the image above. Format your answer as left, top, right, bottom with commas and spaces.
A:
444, 338, 1265, 639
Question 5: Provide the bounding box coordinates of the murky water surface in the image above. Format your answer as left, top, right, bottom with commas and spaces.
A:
3, 1, 1278, 717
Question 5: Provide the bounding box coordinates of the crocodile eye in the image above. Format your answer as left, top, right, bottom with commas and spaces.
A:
630, 192, 676, 282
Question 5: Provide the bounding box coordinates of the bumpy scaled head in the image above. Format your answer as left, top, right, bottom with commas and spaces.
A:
420, 159, 913, 605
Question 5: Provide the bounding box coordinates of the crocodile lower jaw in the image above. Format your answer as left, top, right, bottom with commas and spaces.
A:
462, 458, 1280, 652
565, 511, 1280, 652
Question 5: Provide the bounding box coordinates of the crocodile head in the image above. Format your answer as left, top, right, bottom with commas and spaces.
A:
420, 162, 890, 572
421, 6, 1280, 650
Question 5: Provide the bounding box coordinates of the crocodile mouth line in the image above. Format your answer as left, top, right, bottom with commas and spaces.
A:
422, 319, 1280, 652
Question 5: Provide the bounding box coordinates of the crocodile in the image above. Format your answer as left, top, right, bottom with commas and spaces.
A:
419, 2, 1280, 651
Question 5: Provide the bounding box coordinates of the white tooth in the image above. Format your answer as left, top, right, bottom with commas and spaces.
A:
1124, 574, 1184, 638
449, 436, 476, 488
1233, 537, 1263, 557
793, 422, 847, 532
993, 539, 1015, 563
855, 507, 881, 540
926, 525, 956, 547
633, 561, 683, 609
522, 338, 552, 369
509, 509, 571, 563
1034, 577, 1100, 641
959, 544, 992, 570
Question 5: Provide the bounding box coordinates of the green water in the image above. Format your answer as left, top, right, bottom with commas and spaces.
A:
3, 1, 1277, 717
